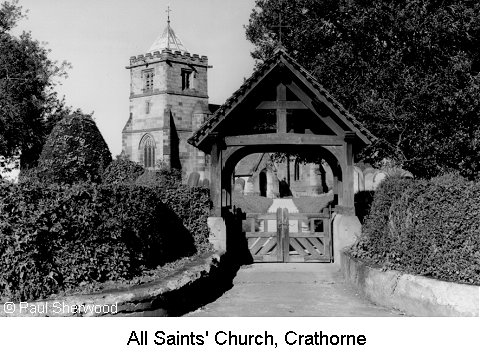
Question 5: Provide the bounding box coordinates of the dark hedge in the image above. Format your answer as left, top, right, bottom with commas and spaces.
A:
135, 168, 212, 253
354, 190, 375, 224
352, 175, 480, 285
0, 181, 210, 302
35, 111, 112, 184
102, 157, 144, 185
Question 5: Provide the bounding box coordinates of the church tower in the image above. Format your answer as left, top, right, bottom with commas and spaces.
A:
122, 10, 211, 182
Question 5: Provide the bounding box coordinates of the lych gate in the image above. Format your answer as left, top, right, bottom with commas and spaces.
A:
188, 47, 374, 263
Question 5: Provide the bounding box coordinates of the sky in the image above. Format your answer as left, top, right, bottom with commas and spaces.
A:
12, 0, 258, 157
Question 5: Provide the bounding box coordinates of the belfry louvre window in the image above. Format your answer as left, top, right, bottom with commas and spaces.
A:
142, 136, 156, 168
181, 69, 192, 90
143, 70, 154, 93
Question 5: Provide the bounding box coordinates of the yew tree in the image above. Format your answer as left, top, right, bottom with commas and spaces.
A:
246, 0, 480, 179
0, 0, 69, 173
35, 110, 112, 184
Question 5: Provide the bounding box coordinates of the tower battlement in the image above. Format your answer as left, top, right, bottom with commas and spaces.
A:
127, 49, 209, 69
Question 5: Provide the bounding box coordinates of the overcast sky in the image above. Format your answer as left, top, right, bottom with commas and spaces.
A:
13, 0, 257, 157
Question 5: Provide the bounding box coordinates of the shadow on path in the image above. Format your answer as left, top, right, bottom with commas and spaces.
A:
185, 263, 404, 317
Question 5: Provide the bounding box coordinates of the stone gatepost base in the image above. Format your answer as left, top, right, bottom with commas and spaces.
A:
332, 212, 361, 268
207, 216, 227, 253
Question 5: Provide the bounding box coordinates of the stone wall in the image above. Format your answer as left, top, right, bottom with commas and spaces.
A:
0, 252, 228, 317
341, 250, 479, 316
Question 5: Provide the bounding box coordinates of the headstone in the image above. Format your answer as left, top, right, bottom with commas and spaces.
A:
234, 178, 245, 193
372, 171, 386, 190
354, 166, 365, 193
364, 167, 377, 191
324, 163, 334, 190
187, 171, 200, 187
244, 178, 255, 195
201, 178, 210, 188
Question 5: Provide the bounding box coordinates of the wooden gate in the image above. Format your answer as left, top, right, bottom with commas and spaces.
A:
245, 208, 332, 263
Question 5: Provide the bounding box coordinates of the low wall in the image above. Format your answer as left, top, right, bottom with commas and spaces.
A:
341, 250, 479, 317
0, 252, 231, 317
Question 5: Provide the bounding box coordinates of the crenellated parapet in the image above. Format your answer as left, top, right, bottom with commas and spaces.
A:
127, 49, 209, 69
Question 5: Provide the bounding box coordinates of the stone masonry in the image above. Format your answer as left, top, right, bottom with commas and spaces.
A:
122, 23, 211, 182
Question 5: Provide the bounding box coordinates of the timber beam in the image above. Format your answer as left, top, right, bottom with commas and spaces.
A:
224, 134, 345, 147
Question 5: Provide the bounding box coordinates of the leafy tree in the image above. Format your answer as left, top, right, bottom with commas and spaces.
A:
246, 0, 480, 179
0, 0, 70, 173
34, 110, 112, 184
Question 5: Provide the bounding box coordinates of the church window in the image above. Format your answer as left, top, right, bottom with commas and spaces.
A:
141, 135, 156, 168
294, 160, 301, 181
259, 170, 267, 197
143, 70, 154, 93
181, 69, 193, 90
145, 101, 151, 114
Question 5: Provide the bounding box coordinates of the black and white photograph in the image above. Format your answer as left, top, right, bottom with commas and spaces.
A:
0, 0, 479, 358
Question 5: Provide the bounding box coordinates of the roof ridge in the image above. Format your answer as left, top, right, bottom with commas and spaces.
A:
191, 51, 281, 139
189, 48, 376, 147
279, 50, 377, 141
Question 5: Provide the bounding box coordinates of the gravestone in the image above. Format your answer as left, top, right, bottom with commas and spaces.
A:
187, 171, 200, 187
234, 178, 245, 193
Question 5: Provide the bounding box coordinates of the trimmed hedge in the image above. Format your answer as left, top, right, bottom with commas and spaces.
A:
35, 111, 112, 184
0, 181, 211, 302
352, 175, 480, 285
103, 157, 144, 185
136, 167, 181, 187
354, 190, 375, 224
135, 169, 212, 253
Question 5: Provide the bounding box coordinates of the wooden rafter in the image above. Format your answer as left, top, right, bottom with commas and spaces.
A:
280, 57, 370, 144
285, 80, 345, 136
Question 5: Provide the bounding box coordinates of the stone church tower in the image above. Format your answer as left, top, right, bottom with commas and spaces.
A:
122, 14, 211, 182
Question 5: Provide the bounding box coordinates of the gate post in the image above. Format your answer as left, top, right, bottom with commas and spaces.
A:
332, 208, 361, 268
207, 216, 226, 253
282, 208, 289, 262
276, 208, 283, 262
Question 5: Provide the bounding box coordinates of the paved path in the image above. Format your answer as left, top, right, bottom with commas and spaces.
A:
186, 263, 403, 317
267, 199, 299, 213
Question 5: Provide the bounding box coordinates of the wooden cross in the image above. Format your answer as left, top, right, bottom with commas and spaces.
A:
271, 13, 291, 45
256, 83, 307, 133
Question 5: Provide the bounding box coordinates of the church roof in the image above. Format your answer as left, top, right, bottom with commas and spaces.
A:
148, 22, 188, 53
188, 46, 376, 151
235, 153, 267, 177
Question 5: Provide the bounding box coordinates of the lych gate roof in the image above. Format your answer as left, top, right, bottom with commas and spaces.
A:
148, 22, 188, 53
188, 47, 376, 151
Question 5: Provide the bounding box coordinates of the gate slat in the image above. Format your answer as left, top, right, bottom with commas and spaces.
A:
307, 237, 325, 255
249, 237, 267, 255
245, 207, 332, 263
289, 237, 308, 256
258, 237, 277, 255
296, 237, 320, 257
